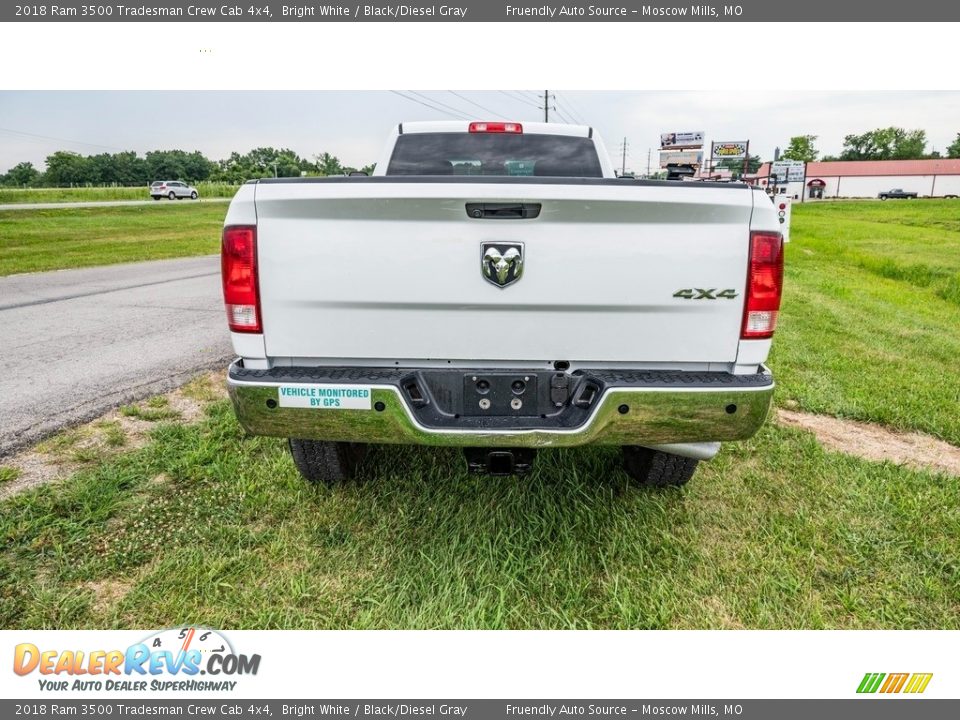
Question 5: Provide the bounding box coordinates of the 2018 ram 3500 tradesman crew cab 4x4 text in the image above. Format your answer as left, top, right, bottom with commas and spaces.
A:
221, 121, 784, 487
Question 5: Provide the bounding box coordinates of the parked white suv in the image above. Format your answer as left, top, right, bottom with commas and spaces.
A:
221, 121, 784, 487
150, 180, 198, 200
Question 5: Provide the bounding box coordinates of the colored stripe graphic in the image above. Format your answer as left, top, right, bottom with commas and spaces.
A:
857, 673, 885, 693
904, 673, 934, 694
880, 673, 909, 693
857, 672, 932, 694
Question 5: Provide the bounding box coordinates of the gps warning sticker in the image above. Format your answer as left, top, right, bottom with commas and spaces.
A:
277, 384, 372, 410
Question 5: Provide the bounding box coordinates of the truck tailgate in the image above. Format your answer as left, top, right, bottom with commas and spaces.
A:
253, 180, 755, 364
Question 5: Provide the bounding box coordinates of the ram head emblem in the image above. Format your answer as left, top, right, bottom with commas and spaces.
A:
481, 242, 524, 288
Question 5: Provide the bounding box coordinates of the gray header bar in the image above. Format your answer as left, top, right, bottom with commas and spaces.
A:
2, 700, 959, 720
5, 0, 960, 21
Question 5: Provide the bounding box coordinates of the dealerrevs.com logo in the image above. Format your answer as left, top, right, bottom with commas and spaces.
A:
857, 672, 933, 694
13, 627, 261, 692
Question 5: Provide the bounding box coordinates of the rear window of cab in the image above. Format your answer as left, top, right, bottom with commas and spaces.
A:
386, 133, 603, 178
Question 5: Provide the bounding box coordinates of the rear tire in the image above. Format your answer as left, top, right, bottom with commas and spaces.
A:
622, 446, 698, 488
288, 438, 366, 486
152, 196, 161, 201
168, 191, 176, 200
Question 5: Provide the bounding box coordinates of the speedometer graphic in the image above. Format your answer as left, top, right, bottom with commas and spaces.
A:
140, 626, 234, 660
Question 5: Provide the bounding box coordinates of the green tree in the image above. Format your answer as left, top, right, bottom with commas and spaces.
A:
782, 135, 819, 162
43, 151, 93, 186
314, 152, 344, 176
111, 151, 149, 185
947, 133, 960, 159
714, 154, 761, 178
145, 150, 187, 181
2, 161, 40, 187
180, 151, 215, 182
840, 127, 927, 161
210, 147, 307, 182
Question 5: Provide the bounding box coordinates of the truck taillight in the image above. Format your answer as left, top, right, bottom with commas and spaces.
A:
221, 225, 261, 333
469, 121, 523, 134
741, 231, 784, 339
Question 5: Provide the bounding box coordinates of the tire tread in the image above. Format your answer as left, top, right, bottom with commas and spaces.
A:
622, 446, 698, 487
288, 438, 365, 486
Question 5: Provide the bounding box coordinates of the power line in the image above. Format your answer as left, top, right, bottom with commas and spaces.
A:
518, 90, 544, 103
554, 93, 587, 125
499, 90, 541, 109
560, 93, 591, 126
446, 91, 510, 120
389, 90, 470, 120
553, 103, 580, 125
407, 91, 474, 120
0, 126, 125, 152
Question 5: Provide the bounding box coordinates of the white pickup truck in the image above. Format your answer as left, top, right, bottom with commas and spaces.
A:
221, 121, 783, 487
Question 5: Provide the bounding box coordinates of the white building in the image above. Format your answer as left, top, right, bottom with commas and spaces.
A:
752, 159, 960, 202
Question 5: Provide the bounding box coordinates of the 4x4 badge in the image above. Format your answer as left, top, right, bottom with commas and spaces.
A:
481, 242, 524, 288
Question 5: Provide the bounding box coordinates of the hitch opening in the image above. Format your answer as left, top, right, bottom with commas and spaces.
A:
463, 447, 537, 476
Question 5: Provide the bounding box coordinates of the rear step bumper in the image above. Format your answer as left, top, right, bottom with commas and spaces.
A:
226, 361, 774, 449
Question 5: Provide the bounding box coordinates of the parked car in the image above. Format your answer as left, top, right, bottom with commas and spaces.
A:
878, 188, 918, 200
150, 181, 198, 200
220, 121, 784, 488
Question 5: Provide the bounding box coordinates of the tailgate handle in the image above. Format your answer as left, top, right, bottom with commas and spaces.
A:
466, 203, 541, 219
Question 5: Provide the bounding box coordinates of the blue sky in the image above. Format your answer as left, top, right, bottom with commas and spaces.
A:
1, 91, 958, 174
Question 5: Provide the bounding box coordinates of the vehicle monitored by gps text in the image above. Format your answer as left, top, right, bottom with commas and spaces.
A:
151, 180, 199, 200
221, 121, 785, 487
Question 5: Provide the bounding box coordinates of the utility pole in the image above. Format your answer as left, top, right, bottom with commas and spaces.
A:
619, 137, 629, 176
646, 148, 651, 178
539, 90, 555, 122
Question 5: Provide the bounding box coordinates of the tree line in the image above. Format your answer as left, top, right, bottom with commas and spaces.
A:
780, 128, 960, 163
0, 147, 376, 188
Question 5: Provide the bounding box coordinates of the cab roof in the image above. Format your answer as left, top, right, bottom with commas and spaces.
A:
398, 120, 592, 138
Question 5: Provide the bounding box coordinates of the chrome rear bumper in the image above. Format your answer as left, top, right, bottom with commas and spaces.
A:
226, 361, 774, 450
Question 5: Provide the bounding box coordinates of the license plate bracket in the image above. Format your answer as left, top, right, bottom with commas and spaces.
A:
461, 373, 539, 416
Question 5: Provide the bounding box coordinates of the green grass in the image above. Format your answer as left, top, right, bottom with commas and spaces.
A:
120, 396, 181, 422
0, 183, 239, 204
772, 200, 960, 444
0, 405, 956, 630
0, 199, 958, 630
0, 203, 226, 275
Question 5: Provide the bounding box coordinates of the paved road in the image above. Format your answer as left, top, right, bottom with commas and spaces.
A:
0, 256, 233, 456
0, 198, 231, 211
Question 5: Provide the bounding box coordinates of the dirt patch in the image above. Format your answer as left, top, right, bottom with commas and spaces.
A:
84, 578, 134, 615
698, 595, 745, 630
0, 451, 65, 500
777, 409, 960, 477
0, 371, 226, 501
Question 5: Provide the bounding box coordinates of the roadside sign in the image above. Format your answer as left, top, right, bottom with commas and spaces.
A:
711, 142, 748, 160
659, 150, 703, 169
660, 131, 704, 149
771, 160, 805, 183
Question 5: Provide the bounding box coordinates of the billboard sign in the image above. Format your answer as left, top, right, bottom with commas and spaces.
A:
659, 150, 703, 169
660, 131, 704, 149
771, 160, 805, 183
712, 142, 748, 160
